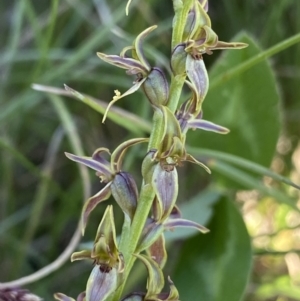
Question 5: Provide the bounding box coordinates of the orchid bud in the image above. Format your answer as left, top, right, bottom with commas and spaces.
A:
170, 43, 187, 75
142, 67, 169, 106
111, 171, 138, 220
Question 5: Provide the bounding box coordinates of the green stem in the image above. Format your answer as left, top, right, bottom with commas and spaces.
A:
147, 109, 165, 150
167, 74, 186, 113
118, 214, 131, 255
116, 184, 156, 296
210, 32, 300, 90
112, 2, 198, 299
112, 109, 165, 300
168, 0, 195, 112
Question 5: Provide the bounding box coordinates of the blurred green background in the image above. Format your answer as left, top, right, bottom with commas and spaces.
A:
1, 0, 300, 300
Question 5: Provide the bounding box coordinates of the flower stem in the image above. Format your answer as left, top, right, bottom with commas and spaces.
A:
112, 109, 165, 301
114, 185, 156, 300
111, 3, 197, 299
167, 74, 186, 113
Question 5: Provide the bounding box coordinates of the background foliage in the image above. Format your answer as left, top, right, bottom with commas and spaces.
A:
1, 1, 300, 300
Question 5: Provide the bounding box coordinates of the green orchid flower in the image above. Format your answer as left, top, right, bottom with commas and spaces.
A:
65, 138, 147, 234
97, 26, 169, 122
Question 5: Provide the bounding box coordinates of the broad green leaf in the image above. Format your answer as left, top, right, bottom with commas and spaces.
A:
188, 32, 281, 168
173, 197, 252, 301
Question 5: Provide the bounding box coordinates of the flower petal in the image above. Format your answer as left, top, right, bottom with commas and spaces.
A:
86, 265, 117, 301
137, 219, 164, 253
111, 137, 148, 172
186, 54, 209, 104
92, 147, 111, 165
102, 78, 147, 123
187, 119, 230, 134
202, 25, 218, 47
97, 53, 148, 74
189, 1, 211, 41
81, 183, 112, 235
152, 164, 178, 222
133, 25, 157, 71
169, 205, 182, 219
65, 152, 112, 180
134, 254, 164, 299
164, 218, 209, 233
185, 153, 211, 174
156, 277, 180, 301
211, 40, 248, 50
54, 293, 76, 301
71, 250, 92, 262
76, 292, 86, 301
146, 234, 167, 268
